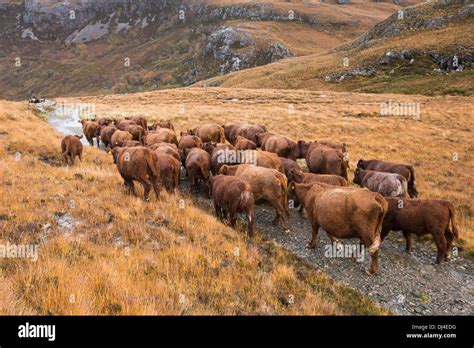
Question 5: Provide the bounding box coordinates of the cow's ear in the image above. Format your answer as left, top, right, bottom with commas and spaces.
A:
357, 159, 363, 168
221, 165, 228, 175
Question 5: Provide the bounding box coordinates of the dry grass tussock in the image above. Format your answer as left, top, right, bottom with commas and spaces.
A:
0, 100, 388, 315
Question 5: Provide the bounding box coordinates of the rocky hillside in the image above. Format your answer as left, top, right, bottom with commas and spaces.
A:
196, 0, 474, 96
0, 0, 414, 99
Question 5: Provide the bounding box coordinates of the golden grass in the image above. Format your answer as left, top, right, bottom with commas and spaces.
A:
0, 100, 388, 315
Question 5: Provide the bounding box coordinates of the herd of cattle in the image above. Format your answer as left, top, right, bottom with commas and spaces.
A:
60, 115, 460, 274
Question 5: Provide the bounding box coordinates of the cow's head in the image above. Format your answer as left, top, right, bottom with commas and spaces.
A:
353, 168, 363, 185
357, 159, 367, 169
202, 142, 217, 155
296, 140, 311, 158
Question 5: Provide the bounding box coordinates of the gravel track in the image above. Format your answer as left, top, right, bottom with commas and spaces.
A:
186, 183, 473, 316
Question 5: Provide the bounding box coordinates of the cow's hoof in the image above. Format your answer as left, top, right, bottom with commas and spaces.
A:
366, 270, 376, 276
306, 244, 316, 249
284, 229, 290, 234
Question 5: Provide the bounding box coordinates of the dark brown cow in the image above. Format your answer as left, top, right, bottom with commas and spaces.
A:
184, 148, 212, 194
155, 153, 180, 193
99, 126, 117, 148
210, 175, 255, 237
125, 116, 147, 130
288, 182, 388, 274
188, 124, 225, 143
357, 159, 418, 198
257, 133, 297, 160
382, 198, 459, 264
79, 120, 100, 147
96, 117, 112, 127
219, 164, 289, 233
297, 141, 348, 180
124, 124, 146, 143
234, 135, 257, 150
280, 157, 302, 179
353, 168, 408, 198
111, 147, 161, 201
61, 135, 83, 165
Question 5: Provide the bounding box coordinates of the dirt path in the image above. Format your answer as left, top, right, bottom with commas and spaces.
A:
186, 184, 473, 316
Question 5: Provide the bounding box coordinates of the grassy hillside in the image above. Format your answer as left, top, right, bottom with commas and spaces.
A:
0, 0, 416, 100
0, 100, 388, 315
195, 1, 474, 96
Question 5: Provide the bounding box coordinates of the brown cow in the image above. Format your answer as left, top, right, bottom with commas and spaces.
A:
115, 119, 137, 131
79, 120, 100, 147
318, 140, 349, 168
111, 147, 161, 201
280, 157, 302, 178
288, 182, 388, 274
124, 124, 146, 143
148, 121, 175, 131
119, 140, 143, 148
288, 168, 347, 186
111, 130, 133, 147
145, 128, 178, 145
357, 159, 418, 198
223, 124, 267, 144
155, 153, 180, 193
61, 135, 83, 165
297, 141, 347, 180
234, 135, 257, 150
99, 125, 117, 148
178, 132, 203, 150
382, 198, 459, 264
257, 133, 297, 160
219, 164, 289, 233
95, 117, 112, 127
210, 175, 255, 237
188, 124, 225, 143
353, 168, 408, 198
148, 142, 180, 161
125, 116, 147, 130
184, 148, 212, 194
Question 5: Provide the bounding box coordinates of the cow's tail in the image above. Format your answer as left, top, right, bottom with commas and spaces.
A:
368, 195, 388, 255
219, 127, 225, 143
447, 202, 459, 239
407, 165, 418, 198
147, 153, 159, 178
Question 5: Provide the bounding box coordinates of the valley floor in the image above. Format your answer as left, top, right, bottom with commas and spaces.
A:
0, 87, 472, 315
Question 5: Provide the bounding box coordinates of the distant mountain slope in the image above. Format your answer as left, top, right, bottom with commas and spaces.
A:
195, 0, 473, 96
0, 0, 416, 99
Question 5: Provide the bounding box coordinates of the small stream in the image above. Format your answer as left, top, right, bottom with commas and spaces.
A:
46, 103, 90, 146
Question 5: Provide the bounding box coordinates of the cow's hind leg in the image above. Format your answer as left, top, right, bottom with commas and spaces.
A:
151, 176, 161, 200
431, 229, 447, 264
140, 177, 153, 201
403, 231, 413, 252
444, 228, 454, 261
270, 200, 289, 233
307, 223, 319, 249
124, 179, 135, 196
